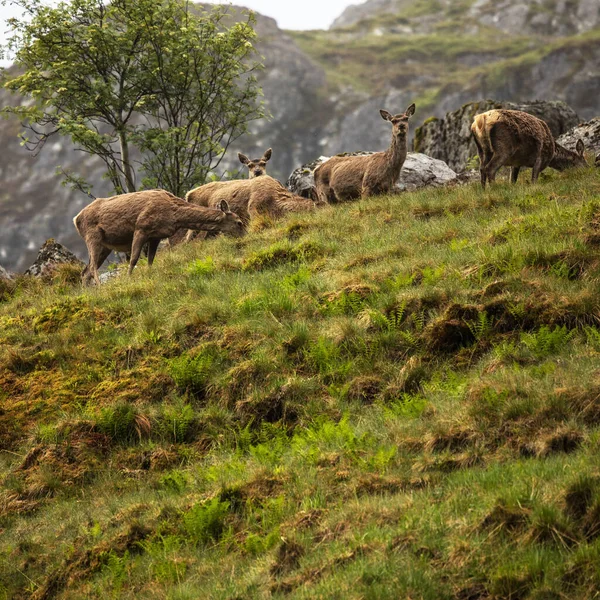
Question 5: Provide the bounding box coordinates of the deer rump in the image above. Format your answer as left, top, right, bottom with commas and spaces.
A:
473, 110, 555, 170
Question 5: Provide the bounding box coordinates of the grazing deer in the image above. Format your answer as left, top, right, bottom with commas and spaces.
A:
471, 109, 587, 187
73, 190, 244, 284
313, 103, 416, 203
238, 148, 272, 178
184, 175, 324, 241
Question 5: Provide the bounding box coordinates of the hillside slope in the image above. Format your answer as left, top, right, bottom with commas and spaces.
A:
2, 167, 600, 598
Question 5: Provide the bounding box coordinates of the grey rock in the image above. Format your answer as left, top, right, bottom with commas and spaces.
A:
334, 0, 600, 36
24, 239, 85, 278
287, 152, 457, 198
0, 265, 14, 281
98, 269, 122, 284
556, 118, 600, 154
414, 100, 580, 173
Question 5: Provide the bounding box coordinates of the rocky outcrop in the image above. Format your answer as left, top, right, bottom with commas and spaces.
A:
287, 152, 457, 198
556, 118, 600, 154
414, 100, 580, 173
0, 265, 14, 281
24, 239, 84, 278
333, 0, 600, 37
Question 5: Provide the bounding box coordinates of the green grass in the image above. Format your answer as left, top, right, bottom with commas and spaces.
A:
2, 167, 600, 598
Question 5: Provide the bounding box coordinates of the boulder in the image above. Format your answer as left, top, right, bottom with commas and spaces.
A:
24, 239, 85, 278
556, 118, 600, 155
414, 100, 580, 173
287, 152, 457, 198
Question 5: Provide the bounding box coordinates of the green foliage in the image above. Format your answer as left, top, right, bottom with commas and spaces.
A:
1, 0, 263, 196
159, 402, 197, 443
94, 404, 149, 443
168, 345, 223, 397
183, 497, 231, 545
243, 241, 325, 271
521, 325, 575, 359
186, 257, 216, 278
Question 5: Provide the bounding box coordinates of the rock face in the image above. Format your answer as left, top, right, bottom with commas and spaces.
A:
287, 152, 457, 198
333, 0, 600, 36
556, 118, 600, 154
414, 100, 580, 173
24, 239, 85, 279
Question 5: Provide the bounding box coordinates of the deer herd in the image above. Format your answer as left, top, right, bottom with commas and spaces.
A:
74, 104, 595, 282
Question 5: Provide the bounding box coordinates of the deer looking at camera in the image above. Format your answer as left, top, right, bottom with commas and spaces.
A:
238, 148, 272, 178
471, 109, 587, 188
313, 103, 416, 203
73, 190, 244, 284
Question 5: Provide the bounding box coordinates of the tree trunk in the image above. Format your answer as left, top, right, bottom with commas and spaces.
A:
119, 130, 137, 193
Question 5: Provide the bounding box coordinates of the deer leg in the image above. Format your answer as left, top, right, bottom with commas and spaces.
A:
531, 155, 543, 183
147, 239, 161, 267
129, 231, 148, 275
84, 235, 106, 286
473, 138, 488, 188
510, 167, 521, 184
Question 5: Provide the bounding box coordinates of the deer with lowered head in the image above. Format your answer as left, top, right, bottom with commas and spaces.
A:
238, 148, 272, 178
471, 109, 588, 188
73, 189, 244, 284
184, 163, 325, 241
313, 103, 416, 203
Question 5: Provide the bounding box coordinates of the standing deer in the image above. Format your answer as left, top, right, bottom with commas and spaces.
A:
313, 103, 416, 203
238, 148, 272, 178
471, 109, 587, 188
73, 190, 244, 284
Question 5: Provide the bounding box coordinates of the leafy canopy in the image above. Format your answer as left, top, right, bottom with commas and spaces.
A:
1, 0, 264, 197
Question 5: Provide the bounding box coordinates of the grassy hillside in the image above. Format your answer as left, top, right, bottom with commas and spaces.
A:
2, 166, 600, 599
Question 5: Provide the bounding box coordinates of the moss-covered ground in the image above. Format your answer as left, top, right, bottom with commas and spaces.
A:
2, 166, 600, 598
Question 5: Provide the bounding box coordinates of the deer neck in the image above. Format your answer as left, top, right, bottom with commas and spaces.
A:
549, 143, 578, 171
384, 131, 408, 179
175, 204, 226, 232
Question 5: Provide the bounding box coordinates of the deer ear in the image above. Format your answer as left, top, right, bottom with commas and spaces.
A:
238, 153, 249, 165
380, 109, 393, 122
405, 103, 416, 117
263, 148, 272, 162
218, 200, 230, 213
576, 139, 585, 157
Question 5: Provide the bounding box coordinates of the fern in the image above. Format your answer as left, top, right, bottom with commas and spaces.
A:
468, 311, 494, 341
521, 325, 575, 358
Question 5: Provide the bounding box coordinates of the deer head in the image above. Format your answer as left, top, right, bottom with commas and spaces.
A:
238, 148, 272, 178
380, 103, 416, 139
550, 138, 587, 171
216, 199, 246, 237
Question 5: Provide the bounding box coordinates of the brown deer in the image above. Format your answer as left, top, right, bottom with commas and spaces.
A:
471, 109, 587, 188
238, 148, 272, 178
73, 190, 244, 284
184, 175, 324, 241
313, 103, 416, 203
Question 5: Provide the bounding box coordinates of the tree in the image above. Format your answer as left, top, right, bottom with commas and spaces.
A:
1, 0, 264, 197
